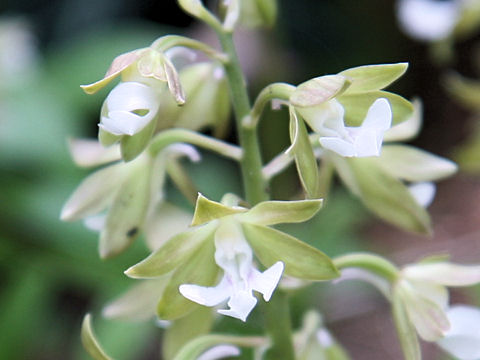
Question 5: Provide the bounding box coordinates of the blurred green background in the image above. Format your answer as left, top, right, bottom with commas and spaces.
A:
1, 0, 479, 359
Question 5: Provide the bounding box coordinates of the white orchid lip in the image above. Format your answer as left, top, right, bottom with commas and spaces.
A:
100, 81, 160, 136
179, 221, 284, 321
319, 98, 392, 157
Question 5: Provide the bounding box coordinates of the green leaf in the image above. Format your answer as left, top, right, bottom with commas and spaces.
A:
172, 334, 265, 360
290, 75, 350, 108
338, 91, 413, 127
242, 223, 339, 280
378, 145, 457, 182
347, 158, 432, 235
240, 199, 323, 226
288, 107, 319, 198
391, 294, 421, 360
120, 118, 156, 161
191, 193, 247, 226
125, 221, 216, 278
81, 314, 113, 360
163, 307, 214, 360
99, 158, 152, 258
157, 239, 218, 320
339, 63, 408, 94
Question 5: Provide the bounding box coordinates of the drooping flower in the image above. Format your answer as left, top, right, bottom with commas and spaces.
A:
61, 138, 198, 258
395, 261, 480, 341
179, 219, 284, 321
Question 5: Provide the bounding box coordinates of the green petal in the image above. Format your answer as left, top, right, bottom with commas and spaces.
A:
338, 90, 413, 127
339, 63, 408, 94
99, 159, 152, 258
379, 145, 457, 182
288, 107, 319, 198
163, 307, 214, 360
391, 294, 422, 360
125, 221, 217, 278
102, 277, 170, 321
68, 138, 121, 168
345, 158, 432, 235
81, 314, 113, 360
157, 239, 218, 320
60, 163, 124, 221
191, 193, 247, 226
290, 75, 350, 108
242, 223, 339, 280
239, 199, 322, 226
99, 128, 122, 147
120, 117, 156, 162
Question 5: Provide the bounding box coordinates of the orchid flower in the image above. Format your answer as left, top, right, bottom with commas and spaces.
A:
61, 139, 198, 258
395, 261, 480, 341
179, 220, 284, 321
126, 194, 338, 321
318, 98, 392, 157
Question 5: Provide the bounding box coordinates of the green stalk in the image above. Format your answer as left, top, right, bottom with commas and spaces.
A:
333, 252, 399, 282
216, 30, 295, 360
217, 31, 268, 205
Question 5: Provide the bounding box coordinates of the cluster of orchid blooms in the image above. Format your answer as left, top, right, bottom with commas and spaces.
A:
62, 0, 480, 359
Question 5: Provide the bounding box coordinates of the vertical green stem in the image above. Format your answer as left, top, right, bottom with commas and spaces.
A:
216, 31, 295, 360
217, 31, 268, 205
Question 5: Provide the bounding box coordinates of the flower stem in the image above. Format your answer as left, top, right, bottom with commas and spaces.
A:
148, 128, 242, 161
248, 83, 295, 128
333, 252, 399, 282
216, 30, 295, 360
217, 31, 268, 205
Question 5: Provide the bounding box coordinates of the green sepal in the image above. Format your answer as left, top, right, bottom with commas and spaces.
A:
99, 158, 152, 258
60, 163, 124, 221
172, 334, 265, 360
239, 199, 323, 226
288, 107, 319, 198
191, 193, 247, 226
157, 239, 218, 320
242, 223, 339, 280
125, 221, 217, 278
392, 291, 422, 360
339, 63, 408, 94
99, 128, 122, 147
338, 91, 413, 127
378, 145, 457, 182
290, 75, 350, 108
102, 277, 170, 321
343, 157, 432, 235
81, 314, 113, 360
120, 118, 156, 162
163, 307, 214, 360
